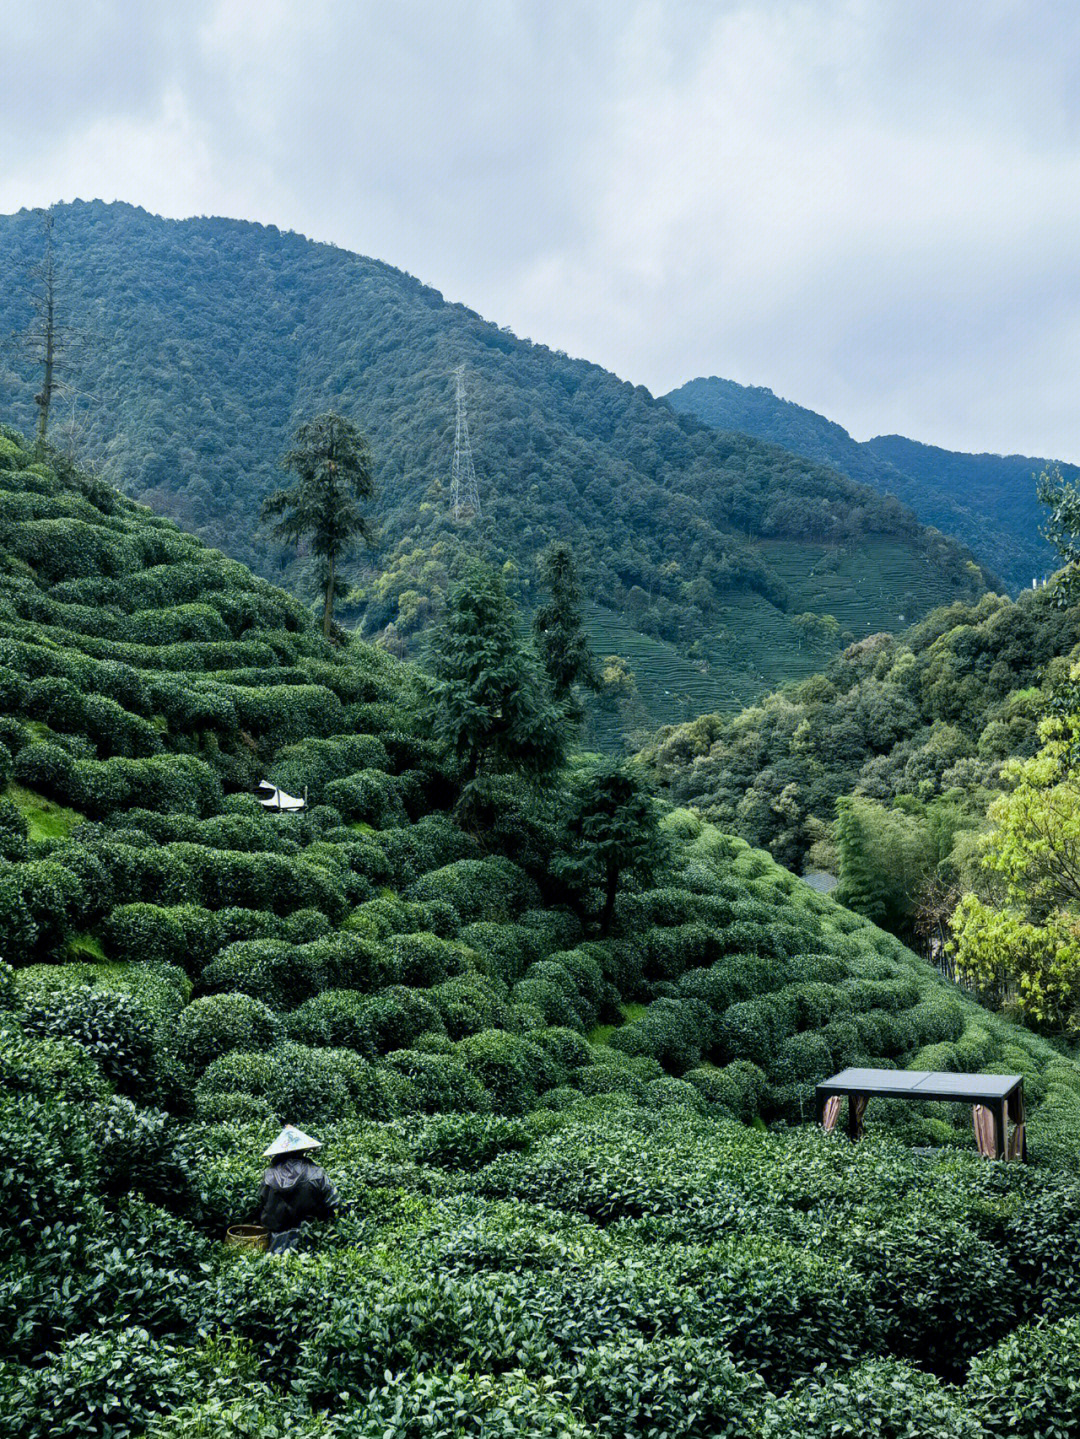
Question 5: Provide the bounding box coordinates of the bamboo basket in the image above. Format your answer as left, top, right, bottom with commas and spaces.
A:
225, 1224, 269, 1252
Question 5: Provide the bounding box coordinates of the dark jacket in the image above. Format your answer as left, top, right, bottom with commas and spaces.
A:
257, 1155, 340, 1234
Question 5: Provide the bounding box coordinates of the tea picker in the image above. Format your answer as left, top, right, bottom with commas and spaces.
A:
245, 1125, 340, 1253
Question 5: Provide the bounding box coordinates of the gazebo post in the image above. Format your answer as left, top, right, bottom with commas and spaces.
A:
847, 1093, 861, 1142
992, 1101, 1005, 1161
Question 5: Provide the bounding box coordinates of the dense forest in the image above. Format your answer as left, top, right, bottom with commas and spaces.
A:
0, 202, 990, 729
666, 375, 1074, 593
7, 426, 1080, 1434
637, 584, 1080, 938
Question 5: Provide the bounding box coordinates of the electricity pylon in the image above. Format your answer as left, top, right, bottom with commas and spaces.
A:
450, 365, 481, 520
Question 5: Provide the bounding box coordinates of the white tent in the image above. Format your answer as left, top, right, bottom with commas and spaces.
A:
258, 780, 306, 812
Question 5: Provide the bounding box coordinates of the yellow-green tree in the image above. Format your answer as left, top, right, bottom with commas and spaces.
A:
951, 673, 1080, 1028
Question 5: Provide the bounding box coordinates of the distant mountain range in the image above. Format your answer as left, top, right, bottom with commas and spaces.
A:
0, 202, 989, 729
664, 376, 1075, 594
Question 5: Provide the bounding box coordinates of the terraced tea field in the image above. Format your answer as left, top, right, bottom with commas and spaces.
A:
767, 537, 988, 636
579, 539, 988, 744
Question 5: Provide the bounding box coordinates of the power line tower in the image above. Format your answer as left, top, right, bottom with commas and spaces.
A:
450, 365, 481, 520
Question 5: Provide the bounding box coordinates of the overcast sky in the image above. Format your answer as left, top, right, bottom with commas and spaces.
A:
4, 1, 1080, 459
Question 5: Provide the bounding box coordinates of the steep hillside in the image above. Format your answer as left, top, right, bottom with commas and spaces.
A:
666, 375, 1073, 592
8, 429, 1080, 1435
0, 203, 988, 728
637, 586, 1080, 934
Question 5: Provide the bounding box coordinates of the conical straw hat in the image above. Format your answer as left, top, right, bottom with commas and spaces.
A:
263, 1125, 322, 1157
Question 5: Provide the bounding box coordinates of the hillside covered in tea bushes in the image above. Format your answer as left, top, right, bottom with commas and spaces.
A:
5, 427, 1080, 1436
0, 202, 991, 727
637, 585, 1080, 935
667, 375, 1073, 594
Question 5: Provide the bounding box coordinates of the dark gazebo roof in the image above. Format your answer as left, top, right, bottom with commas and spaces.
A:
817, 1067, 1023, 1107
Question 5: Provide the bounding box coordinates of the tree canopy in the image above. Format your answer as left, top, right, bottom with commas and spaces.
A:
261, 413, 375, 636
424, 560, 565, 783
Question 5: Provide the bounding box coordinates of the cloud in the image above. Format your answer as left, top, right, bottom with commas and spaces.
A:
3, 0, 1079, 458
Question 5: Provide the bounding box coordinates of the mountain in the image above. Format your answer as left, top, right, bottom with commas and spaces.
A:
0, 202, 989, 730
665, 375, 1074, 593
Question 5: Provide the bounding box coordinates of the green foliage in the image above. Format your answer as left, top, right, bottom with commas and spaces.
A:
175, 993, 280, 1074
966, 1314, 1080, 1437
532, 542, 598, 718
20, 986, 157, 1095
262, 413, 376, 636
759, 1356, 981, 1438
556, 763, 667, 935
4, 418, 1080, 1439
668, 373, 1059, 593
424, 561, 564, 782
638, 585, 1080, 919
0, 202, 988, 720
1, 1328, 248, 1439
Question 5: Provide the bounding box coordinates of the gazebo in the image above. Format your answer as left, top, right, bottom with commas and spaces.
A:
815, 1067, 1026, 1161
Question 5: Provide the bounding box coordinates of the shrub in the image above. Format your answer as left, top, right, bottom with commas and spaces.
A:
0, 1327, 242, 1439
0, 794, 27, 861
175, 993, 280, 1074
336, 1368, 587, 1439
679, 955, 778, 1011
569, 1333, 765, 1439
717, 993, 796, 1068
610, 997, 716, 1074
643, 1076, 707, 1114
105, 903, 188, 968
383, 1051, 489, 1114
289, 987, 444, 1058
196, 1042, 405, 1125
431, 973, 511, 1039
407, 858, 539, 924
0, 959, 14, 1010
0, 1089, 99, 1243
0, 1021, 108, 1103
202, 936, 382, 1010
458, 922, 540, 984
385, 931, 475, 987
458, 1030, 550, 1114
683, 1060, 768, 1122
909, 992, 966, 1046
760, 1357, 979, 1438
410, 1113, 533, 1169
21, 986, 157, 1096
533, 1026, 592, 1073
772, 1031, 834, 1085
966, 1314, 1080, 1437
513, 959, 597, 1032
324, 769, 405, 827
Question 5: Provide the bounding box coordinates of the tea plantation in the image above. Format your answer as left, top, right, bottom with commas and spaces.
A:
5, 426, 1080, 1436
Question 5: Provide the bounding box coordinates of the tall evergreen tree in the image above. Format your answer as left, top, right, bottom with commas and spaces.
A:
426, 560, 565, 783
532, 543, 598, 719
262, 413, 375, 636
557, 764, 666, 935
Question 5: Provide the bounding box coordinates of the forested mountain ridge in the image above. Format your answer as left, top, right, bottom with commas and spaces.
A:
665, 375, 1073, 593
637, 582, 1080, 935
9, 426, 1080, 1433
0, 201, 989, 725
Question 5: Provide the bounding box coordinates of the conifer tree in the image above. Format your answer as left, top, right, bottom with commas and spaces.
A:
262, 413, 375, 636
532, 543, 597, 719
426, 560, 565, 782
557, 764, 666, 935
